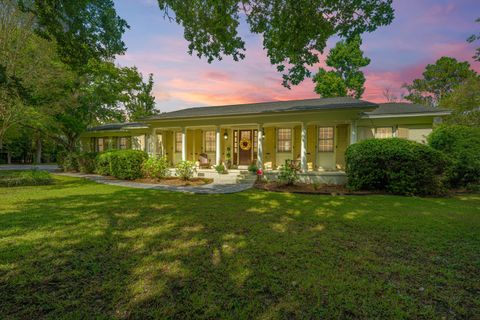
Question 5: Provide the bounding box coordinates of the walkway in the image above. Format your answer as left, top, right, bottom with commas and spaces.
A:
56, 172, 255, 194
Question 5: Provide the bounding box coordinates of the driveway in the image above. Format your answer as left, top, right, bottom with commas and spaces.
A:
0, 164, 60, 171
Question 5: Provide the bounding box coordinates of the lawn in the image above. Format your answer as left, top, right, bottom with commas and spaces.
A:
0, 176, 479, 319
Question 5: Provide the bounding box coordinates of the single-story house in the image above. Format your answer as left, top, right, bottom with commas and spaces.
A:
80, 97, 450, 177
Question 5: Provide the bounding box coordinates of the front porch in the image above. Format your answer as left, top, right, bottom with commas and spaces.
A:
148, 121, 357, 174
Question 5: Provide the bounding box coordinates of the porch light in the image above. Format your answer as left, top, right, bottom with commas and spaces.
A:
223, 132, 228, 140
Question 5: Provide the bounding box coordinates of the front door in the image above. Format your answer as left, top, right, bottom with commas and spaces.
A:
238, 130, 252, 165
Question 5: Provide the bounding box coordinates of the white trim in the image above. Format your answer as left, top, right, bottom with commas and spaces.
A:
362, 112, 451, 119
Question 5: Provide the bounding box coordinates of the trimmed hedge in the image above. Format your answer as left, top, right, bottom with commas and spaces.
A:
95, 150, 147, 180
58, 152, 79, 172
58, 152, 98, 173
345, 138, 449, 195
0, 170, 53, 187
428, 125, 480, 189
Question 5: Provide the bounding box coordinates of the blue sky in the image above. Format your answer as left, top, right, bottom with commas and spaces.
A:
114, 0, 480, 112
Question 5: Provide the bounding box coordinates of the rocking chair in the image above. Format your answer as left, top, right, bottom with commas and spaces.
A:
198, 153, 211, 169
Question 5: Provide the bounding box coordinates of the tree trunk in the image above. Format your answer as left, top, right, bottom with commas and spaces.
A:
35, 137, 42, 164
7, 151, 11, 164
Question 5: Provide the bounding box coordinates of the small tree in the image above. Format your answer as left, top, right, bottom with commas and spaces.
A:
142, 156, 170, 179
176, 160, 196, 181
278, 160, 300, 186
313, 35, 370, 99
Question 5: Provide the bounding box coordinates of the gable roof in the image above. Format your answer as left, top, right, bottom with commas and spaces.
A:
363, 102, 451, 118
142, 97, 377, 120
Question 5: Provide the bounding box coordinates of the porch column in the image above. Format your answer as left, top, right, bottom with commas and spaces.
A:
257, 125, 264, 170
350, 121, 357, 145
215, 126, 221, 165
300, 123, 307, 172
181, 127, 187, 161
150, 128, 157, 156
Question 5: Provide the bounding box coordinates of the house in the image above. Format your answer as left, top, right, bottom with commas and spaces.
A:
80, 97, 450, 182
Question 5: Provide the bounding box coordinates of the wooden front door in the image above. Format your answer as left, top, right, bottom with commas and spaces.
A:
238, 130, 252, 165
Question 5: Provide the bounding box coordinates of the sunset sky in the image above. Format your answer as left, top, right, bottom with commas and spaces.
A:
114, 0, 480, 112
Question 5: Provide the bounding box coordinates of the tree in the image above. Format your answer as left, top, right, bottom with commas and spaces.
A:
403, 57, 477, 107
382, 88, 399, 102
157, 0, 394, 88
18, 0, 129, 69
440, 76, 480, 126
123, 73, 158, 121
467, 17, 480, 61
313, 35, 370, 98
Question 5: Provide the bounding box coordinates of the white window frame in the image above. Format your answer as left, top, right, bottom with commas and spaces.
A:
277, 128, 292, 153
175, 131, 182, 153
318, 127, 334, 152
204, 130, 216, 153
375, 127, 393, 139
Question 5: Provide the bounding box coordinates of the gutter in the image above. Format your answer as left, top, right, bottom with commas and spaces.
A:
361, 111, 451, 119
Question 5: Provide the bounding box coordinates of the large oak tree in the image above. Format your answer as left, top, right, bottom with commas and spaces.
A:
156, 0, 394, 87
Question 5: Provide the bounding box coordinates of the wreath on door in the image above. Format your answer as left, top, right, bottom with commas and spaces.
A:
240, 137, 252, 151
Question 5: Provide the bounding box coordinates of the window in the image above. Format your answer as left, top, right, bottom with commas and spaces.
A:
97, 138, 104, 152
318, 127, 334, 152
119, 137, 128, 150
375, 127, 393, 139
205, 130, 216, 152
277, 128, 292, 152
175, 132, 182, 152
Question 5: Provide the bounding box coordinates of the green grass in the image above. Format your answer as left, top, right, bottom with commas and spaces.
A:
0, 175, 479, 319
0, 170, 53, 187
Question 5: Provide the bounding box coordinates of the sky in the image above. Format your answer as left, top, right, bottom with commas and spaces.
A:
114, 0, 480, 112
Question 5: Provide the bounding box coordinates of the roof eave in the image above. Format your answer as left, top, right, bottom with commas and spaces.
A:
361, 111, 451, 119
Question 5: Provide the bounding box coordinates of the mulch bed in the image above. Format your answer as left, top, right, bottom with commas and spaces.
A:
255, 181, 381, 195
134, 177, 213, 186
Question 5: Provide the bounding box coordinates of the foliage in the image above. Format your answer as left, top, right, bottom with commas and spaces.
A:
278, 160, 300, 186
467, 17, 480, 61
142, 156, 170, 179
58, 152, 79, 172
1, 176, 480, 318
313, 35, 370, 98
0, 169, 52, 187
157, 0, 394, 88
345, 138, 449, 195
428, 125, 480, 189
19, 0, 129, 69
95, 151, 114, 175
247, 162, 258, 174
77, 152, 98, 174
107, 150, 147, 180
214, 164, 227, 174
175, 160, 196, 181
403, 57, 477, 107
440, 76, 480, 126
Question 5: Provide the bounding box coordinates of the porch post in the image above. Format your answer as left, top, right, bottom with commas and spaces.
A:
300, 123, 307, 172
350, 120, 357, 145
181, 127, 187, 161
150, 127, 157, 156
215, 126, 221, 165
257, 124, 263, 170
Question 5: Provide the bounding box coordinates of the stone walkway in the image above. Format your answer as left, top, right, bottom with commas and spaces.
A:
55, 172, 255, 194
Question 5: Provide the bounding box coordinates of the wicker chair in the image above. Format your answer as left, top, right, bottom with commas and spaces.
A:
198, 153, 211, 168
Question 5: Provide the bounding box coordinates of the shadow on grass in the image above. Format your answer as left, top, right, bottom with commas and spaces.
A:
0, 177, 479, 319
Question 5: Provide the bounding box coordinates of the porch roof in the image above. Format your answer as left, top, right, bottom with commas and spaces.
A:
362, 103, 451, 118
142, 97, 376, 120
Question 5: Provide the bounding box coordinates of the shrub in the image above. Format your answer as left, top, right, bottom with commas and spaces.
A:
77, 152, 97, 174
109, 150, 148, 180
247, 162, 258, 173
428, 125, 480, 189
278, 160, 300, 185
58, 152, 79, 172
142, 156, 170, 179
345, 138, 449, 196
0, 170, 53, 187
95, 151, 115, 175
176, 160, 196, 181
214, 164, 227, 174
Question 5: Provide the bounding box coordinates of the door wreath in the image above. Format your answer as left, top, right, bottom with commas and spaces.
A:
240, 137, 252, 151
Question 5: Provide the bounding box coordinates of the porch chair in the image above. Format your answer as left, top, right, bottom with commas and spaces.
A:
198, 153, 211, 169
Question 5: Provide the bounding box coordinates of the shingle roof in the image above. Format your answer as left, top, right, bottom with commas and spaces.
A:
86, 122, 148, 132
143, 97, 377, 120
363, 102, 451, 116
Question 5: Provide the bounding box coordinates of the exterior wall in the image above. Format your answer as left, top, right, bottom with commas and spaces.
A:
263, 127, 276, 169
335, 124, 349, 170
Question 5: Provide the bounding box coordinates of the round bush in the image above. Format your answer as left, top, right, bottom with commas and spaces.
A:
109, 150, 148, 180
142, 156, 170, 179
95, 151, 115, 175
428, 125, 480, 189
345, 138, 449, 195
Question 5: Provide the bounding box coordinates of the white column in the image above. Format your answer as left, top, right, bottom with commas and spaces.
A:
257, 125, 264, 170
215, 126, 221, 165
300, 123, 307, 172
350, 121, 357, 145
150, 128, 157, 156
181, 127, 187, 161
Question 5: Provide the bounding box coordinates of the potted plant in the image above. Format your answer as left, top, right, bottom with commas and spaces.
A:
225, 147, 232, 169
